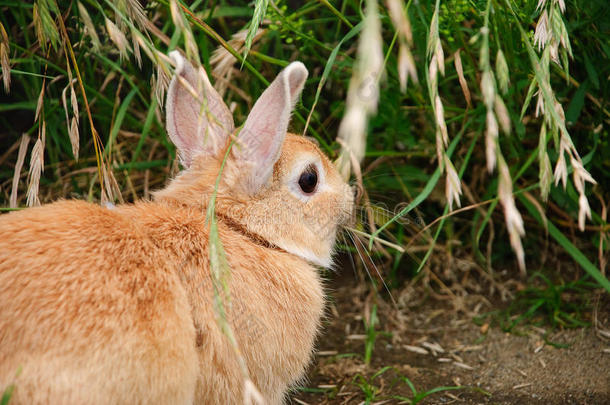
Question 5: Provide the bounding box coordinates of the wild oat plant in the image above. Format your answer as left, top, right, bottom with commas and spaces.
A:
0, 0, 608, 313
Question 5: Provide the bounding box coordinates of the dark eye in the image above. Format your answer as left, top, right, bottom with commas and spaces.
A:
298, 165, 318, 194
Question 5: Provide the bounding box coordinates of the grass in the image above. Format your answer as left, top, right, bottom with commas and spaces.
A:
0, 386, 13, 405
0, 0, 608, 401
474, 271, 598, 333
392, 376, 478, 405
352, 366, 481, 404
363, 304, 379, 365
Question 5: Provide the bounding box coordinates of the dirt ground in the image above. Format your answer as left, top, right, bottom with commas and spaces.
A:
289, 266, 610, 405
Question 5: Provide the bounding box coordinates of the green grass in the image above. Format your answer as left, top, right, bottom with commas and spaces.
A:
475, 271, 598, 333
353, 366, 483, 404
392, 376, 479, 405
363, 303, 379, 365
0, 386, 13, 405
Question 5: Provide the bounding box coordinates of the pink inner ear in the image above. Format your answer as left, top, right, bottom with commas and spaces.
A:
232, 61, 308, 195
165, 51, 235, 167
243, 100, 285, 162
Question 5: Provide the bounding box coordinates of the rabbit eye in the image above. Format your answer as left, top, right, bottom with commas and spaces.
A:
298, 165, 318, 194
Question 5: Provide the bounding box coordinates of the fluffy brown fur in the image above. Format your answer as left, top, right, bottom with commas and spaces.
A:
0, 54, 353, 404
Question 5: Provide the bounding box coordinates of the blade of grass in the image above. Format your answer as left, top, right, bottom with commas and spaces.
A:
241, 0, 269, 63
519, 194, 610, 292
56, 7, 104, 193
106, 87, 138, 156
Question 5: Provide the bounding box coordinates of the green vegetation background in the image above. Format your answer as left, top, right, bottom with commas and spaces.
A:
0, 0, 608, 293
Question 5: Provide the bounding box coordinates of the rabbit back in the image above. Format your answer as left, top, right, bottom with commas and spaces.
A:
0, 200, 199, 404
0, 199, 325, 404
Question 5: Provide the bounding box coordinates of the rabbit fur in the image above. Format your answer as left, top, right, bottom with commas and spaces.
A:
0, 52, 354, 404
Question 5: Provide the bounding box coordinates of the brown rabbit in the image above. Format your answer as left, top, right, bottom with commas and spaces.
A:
0, 51, 354, 404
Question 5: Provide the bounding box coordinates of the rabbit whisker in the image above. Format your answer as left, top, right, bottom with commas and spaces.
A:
346, 229, 396, 305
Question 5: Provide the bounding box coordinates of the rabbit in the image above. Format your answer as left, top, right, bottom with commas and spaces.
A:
0, 51, 354, 405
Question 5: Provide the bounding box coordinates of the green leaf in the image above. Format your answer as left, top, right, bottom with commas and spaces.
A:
1, 385, 14, 405
565, 81, 588, 124
520, 78, 537, 120
583, 53, 599, 90
106, 88, 138, 155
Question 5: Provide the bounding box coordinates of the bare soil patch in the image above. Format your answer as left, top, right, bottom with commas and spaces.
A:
290, 269, 610, 404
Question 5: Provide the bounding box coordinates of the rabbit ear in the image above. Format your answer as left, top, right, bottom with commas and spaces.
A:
166, 51, 234, 167
232, 61, 308, 195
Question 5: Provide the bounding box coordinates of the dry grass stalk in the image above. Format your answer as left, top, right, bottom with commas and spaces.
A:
34, 85, 45, 122
105, 17, 131, 61
0, 22, 10, 92
170, 0, 200, 65
111, 0, 149, 67
100, 161, 123, 204
33, 0, 60, 52
10, 134, 31, 208
61, 72, 80, 160
114, 0, 148, 30
59, 31, 81, 161
32, 3, 45, 49
152, 58, 171, 108
27, 65, 51, 207
27, 129, 45, 207
210, 27, 267, 97
336, 0, 383, 180
77, 2, 101, 51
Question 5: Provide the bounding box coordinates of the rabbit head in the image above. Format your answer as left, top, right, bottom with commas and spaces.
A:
157, 52, 354, 268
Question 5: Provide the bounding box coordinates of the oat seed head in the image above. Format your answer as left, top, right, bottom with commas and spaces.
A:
386, 0, 412, 46
494, 95, 511, 135
10, 134, 30, 208
553, 143, 568, 189
538, 124, 552, 201
485, 111, 498, 173
578, 193, 592, 232
105, 17, 131, 61
0, 22, 10, 92
498, 157, 526, 272
454, 50, 471, 106
495, 49, 510, 95
26, 134, 45, 207
445, 155, 462, 211
77, 2, 101, 51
